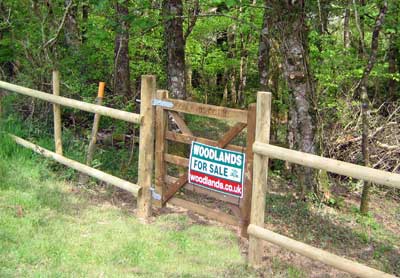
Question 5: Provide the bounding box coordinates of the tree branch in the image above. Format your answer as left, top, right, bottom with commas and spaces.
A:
43, 0, 74, 49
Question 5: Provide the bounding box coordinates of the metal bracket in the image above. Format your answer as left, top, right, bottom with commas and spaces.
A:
150, 187, 161, 201
152, 99, 173, 108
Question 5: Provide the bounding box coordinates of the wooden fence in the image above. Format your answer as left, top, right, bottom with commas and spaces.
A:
0, 74, 155, 219
1, 75, 400, 277
248, 91, 399, 278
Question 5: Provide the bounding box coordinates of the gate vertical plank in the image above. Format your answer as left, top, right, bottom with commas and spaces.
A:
137, 75, 156, 220
248, 91, 271, 267
240, 103, 256, 238
52, 70, 63, 155
154, 90, 168, 208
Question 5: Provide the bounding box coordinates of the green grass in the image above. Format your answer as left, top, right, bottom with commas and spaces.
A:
0, 135, 257, 277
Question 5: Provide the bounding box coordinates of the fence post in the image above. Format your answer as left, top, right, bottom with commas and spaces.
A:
240, 103, 257, 238
137, 75, 156, 220
154, 89, 168, 208
248, 91, 272, 267
52, 70, 63, 155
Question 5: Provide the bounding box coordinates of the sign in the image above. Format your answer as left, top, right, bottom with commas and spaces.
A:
188, 142, 245, 198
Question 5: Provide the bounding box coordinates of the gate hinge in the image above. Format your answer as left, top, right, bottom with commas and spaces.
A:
150, 187, 161, 201
152, 99, 173, 108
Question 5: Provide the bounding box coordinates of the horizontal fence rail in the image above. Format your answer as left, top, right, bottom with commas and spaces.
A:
0, 81, 141, 124
248, 224, 396, 278
10, 134, 141, 196
253, 142, 400, 189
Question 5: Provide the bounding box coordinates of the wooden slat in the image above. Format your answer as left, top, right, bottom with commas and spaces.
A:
240, 103, 256, 237
170, 111, 193, 136
165, 131, 245, 152
154, 90, 169, 207
165, 98, 248, 123
169, 197, 239, 226
166, 175, 240, 205
165, 154, 189, 168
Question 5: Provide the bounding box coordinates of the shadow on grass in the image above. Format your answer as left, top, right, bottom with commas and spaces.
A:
264, 193, 400, 276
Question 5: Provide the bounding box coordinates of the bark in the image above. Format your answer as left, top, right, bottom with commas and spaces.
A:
258, 4, 270, 91
163, 0, 186, 99
359, 1, 388, 215
64, 0, 80, 47
113, 0, 132, 98
272, 0, 317, 195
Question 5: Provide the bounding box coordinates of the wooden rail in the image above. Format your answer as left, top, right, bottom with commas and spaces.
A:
248, 224, 396, 278
164, 98, 248, 123
10, 134, 141, 196
253, 142, 400, 189
0, 81, 141, 124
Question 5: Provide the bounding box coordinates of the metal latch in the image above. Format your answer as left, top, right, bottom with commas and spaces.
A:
150, 187, 161, 200
152, 99, 174, 108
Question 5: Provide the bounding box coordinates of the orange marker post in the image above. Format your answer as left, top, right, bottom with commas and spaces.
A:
79, 82, 106, 184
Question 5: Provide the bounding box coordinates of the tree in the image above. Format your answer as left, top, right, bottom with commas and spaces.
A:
270, 0, 317, 195
163, 0, 186, 99
359, 1, 388, 215
113, 0, 132, 98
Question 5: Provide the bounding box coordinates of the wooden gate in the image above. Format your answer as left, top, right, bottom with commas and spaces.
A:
153, 90, 256, 236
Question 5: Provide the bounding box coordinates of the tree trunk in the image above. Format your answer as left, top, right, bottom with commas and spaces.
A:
163, 0, 186, 99
258, 4, 270, 91
113, 0, 131, 98
273, 1, 317, 195
64, 0, 80, 47
359, 1, 388, 214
